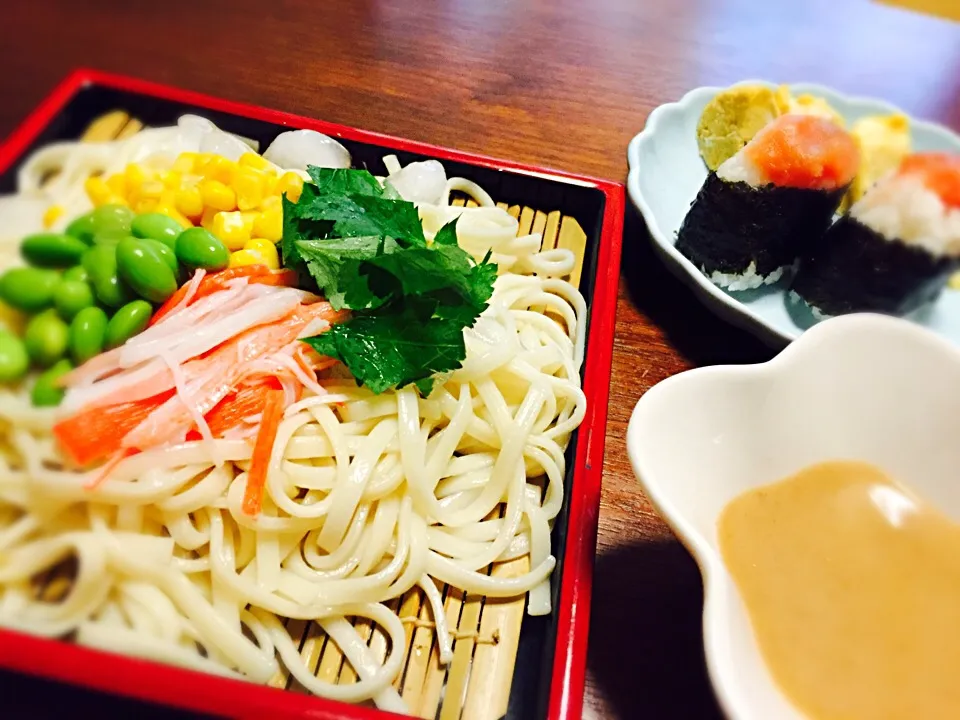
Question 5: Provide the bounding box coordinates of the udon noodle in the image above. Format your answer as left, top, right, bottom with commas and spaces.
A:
0, 120, 586, 714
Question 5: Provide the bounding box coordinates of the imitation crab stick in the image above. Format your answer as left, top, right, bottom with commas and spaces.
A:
203, 378, 284, 438
149, 265, 297, 327
53, 287, 345, 466
54, 390, 175, 467
241, 386, 285, 516
120, 301, 344, 452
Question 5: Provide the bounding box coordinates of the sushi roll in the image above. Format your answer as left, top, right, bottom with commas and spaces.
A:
791, 152, 960, 318
677, 114, 859, 291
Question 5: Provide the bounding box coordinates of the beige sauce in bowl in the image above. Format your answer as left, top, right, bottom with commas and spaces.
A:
718, 460, 960, 720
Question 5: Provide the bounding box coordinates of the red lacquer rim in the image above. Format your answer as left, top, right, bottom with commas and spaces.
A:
0, 68, 624, 720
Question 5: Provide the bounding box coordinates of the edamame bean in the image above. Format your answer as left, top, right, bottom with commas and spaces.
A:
175, 227, 230, 271
93, 227, 131, 246
63, 266, 89, 283
91, 204, 134, 236
116, 237, 177, 303
0, 267, 60, 312
131, 213, 184, 251
24, 310, 69, 368
69, 306, 108, 365
0, 330, 29, 383
65, 212, 97, 244
53, 280, 96, 321
83, 245, 135, 308
31, 358, 73, 407
21, 232, 89, 268
142, 238, 180, 279
105, 300, 152, 350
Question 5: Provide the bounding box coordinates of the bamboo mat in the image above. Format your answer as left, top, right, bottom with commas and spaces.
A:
38, 111, 588, 720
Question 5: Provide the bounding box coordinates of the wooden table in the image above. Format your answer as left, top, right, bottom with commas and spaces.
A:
1, 1, 959, 717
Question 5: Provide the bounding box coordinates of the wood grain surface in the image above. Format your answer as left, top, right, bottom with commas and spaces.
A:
1, 1, 960, 718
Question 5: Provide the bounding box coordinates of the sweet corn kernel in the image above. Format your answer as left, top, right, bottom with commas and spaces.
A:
200, 207, 219, 232
275, 172, 303, 202
125, 163, 149, 189
262, 171, 279, 197
134, 198, 159, 214
155, 206, 193, 229
85, 176, 113, 206
159, 170, 182, 189
200, 180, 237, 212
202, 156, 238, 184
260, 195, 282, 212
42, 205, 65, 229
233, 168, 265, 211
211, 210, 254, 250
228, 249, 267, 269
175, 186, 204, 218
252, 208, 282, 241
193, 153, 214, 175
172, 152, 197, 173
239, 152, 271, 171
138, 180, 165, 200
244, 238, 280, 269
105, 173, 127, 198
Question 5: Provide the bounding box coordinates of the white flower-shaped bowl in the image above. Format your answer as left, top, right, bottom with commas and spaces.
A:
626, 313, 960, 720
626, 81, 960, 347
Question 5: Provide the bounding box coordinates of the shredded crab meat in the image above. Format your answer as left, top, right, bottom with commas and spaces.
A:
165, 268, 206, 321
54, 277, 348, 469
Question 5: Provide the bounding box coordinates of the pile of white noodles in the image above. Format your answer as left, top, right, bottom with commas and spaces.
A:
0, 120, 586, 714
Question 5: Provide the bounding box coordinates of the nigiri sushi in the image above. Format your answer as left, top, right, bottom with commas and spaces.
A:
790, 152, 960, 318
676, 114, 860, 291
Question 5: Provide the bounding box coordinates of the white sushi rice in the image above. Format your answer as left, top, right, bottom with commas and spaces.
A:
717, 152, 766, 188
707, 262, 788, 291
787, 289, 831, 321
852, 173, 960, 257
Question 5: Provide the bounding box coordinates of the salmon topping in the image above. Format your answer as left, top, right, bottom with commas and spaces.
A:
899, 152, 960, 209
745, 114, 860, 190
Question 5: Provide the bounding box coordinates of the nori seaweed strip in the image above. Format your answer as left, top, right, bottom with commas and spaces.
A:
792, 217, 960, 316
675, 173, 846, 278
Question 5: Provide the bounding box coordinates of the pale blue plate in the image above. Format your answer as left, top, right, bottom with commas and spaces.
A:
627, 81, 960, 347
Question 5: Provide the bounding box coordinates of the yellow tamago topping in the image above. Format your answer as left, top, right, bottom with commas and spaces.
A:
848, 113, 911, 203
775, 86, 846, 128
696, 85, 782, 171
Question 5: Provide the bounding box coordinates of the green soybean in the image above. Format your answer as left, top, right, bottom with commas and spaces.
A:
91, 204, 134, 236
63, 266, 89, 283
21, 232, 89, 268
93, 228, 130, 246
83, 245, 135, 308
142, 238, 180, 279
31, 358, 73, 407
0, 330, 29, 383
105, 300, 152, 350
175, 227, 230, 271
116, 237, 177, 303
53, 279, 96, 321
65, 212, 97, 245
24, 310, 69, 368
0, 267, 60, 312
131, 213, 184, 251
69, 306, 108, 365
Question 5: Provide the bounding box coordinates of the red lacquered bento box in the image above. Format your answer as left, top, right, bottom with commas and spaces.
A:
0, 69, 623, 720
